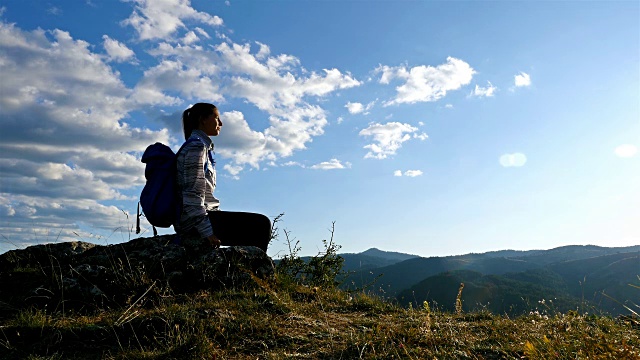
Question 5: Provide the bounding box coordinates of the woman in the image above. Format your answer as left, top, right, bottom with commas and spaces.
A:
175, 103, 271, 252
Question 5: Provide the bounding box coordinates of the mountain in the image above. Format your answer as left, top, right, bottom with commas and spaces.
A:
397, 268, 580, 315
343, 245, 640, 297
395, 252, 639, 316
339, 248, 419, 272
359, 248, 419, 262
343, 255, 541, 296
547, 252, 640, 314
509, 245, 640, 265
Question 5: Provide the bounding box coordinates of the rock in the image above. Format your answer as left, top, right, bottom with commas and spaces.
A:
0, 241, 97, 273
0, 235, 274, 315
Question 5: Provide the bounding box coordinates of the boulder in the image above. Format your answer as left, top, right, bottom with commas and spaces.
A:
0, 235, 274, 316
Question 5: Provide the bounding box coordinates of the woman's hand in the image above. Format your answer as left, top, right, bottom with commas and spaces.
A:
207, 234, 221, 249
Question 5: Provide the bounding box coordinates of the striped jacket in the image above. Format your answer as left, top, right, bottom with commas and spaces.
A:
175, 129, 219, 238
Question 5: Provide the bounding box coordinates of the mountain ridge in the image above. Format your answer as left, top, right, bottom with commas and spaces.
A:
340, 244, 639, 316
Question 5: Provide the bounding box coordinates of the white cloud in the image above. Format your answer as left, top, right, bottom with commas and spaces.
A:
472, 81, 497, 97
263, 105, 329, 157
140, 38, 359, 177
216, 42, 360, 111
345, 100, 375, 114
0, 24, 167, 150
255, 41, 270, 60
122, 0, 223, 41
615, 144, 638, 158
47, 7, 62, 16
212, 106, 332, 175
0, 193, 138, 251
404, 170, 423, 177
337, 116, 344, 124
0, 22, 169, 247
0, 10, 363, 246
413, 132, 429, 141
345, 102, 364, 114
514, 72, 531, 87
194, 27, 210, 39
181, 30, 199, 44
282, 161, 304, 167
499, 153, 527, 167
359, 122, 426, 159
215, 110, 269, 168
147, 40, 360, 113
131, 59, 223, 105
377, 57, 475, 106
445, 104, 453, 109
394, 169, 423, 177
0, 159, 130, 201
310, 158, 351, 170
102, 35, 135, 63
223, 164, 243, 179
377, 65, 408, 85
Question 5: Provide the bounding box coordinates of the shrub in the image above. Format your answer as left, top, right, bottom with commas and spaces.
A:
275, 219, 345, 288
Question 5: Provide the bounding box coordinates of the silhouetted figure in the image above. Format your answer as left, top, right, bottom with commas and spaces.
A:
175, 103, 271, 252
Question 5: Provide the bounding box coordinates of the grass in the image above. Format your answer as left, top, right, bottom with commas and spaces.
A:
1, 272, 638, 359
1, 217, 638, 359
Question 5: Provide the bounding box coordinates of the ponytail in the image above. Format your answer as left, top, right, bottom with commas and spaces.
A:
182, 103, 217, 140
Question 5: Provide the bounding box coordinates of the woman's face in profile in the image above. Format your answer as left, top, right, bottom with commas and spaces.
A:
202, 108, 223, 136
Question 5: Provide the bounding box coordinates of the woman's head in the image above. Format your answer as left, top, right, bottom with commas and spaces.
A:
182, 103, 223, 140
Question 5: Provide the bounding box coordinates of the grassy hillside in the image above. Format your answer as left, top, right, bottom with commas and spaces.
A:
1, 238, 638, 359
2, 274, 638, 359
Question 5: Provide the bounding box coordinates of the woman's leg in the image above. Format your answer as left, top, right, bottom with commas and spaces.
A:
208, 211, 272, 252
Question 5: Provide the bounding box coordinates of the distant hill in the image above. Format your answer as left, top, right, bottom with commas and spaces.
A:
359, 248, 419, 262
343, 245, 640, 295
396, 252, 639, 316
343, 255, 540, 296
278, 247, 419, 275
509, 245, 640, 265
339, 248, 419, 272
397, 268, 580, 315
547, 252, 640, 314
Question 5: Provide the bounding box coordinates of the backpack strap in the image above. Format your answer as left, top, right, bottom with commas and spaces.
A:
207, 149, 215, 169
175, 137, 201, 157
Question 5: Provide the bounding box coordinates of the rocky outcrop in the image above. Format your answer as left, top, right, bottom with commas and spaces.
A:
0, 236, 274, 316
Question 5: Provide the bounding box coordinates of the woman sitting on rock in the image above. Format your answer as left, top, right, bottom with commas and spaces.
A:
175, 102, 271, 252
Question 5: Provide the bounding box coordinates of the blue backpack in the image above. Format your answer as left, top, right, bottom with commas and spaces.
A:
136, 138, 203, 236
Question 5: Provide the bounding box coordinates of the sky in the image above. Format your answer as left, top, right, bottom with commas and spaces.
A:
0, 0, 638, 258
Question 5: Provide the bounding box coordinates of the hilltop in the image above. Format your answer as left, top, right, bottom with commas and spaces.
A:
0, 238, 638, 359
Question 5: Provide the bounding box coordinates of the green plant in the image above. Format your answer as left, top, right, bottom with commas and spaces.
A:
275, 220, 345, 289
304, 222, 344, 287
455, 282, 464, 315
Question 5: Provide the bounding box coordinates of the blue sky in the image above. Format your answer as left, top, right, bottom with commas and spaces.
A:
0, 0, 638, 258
